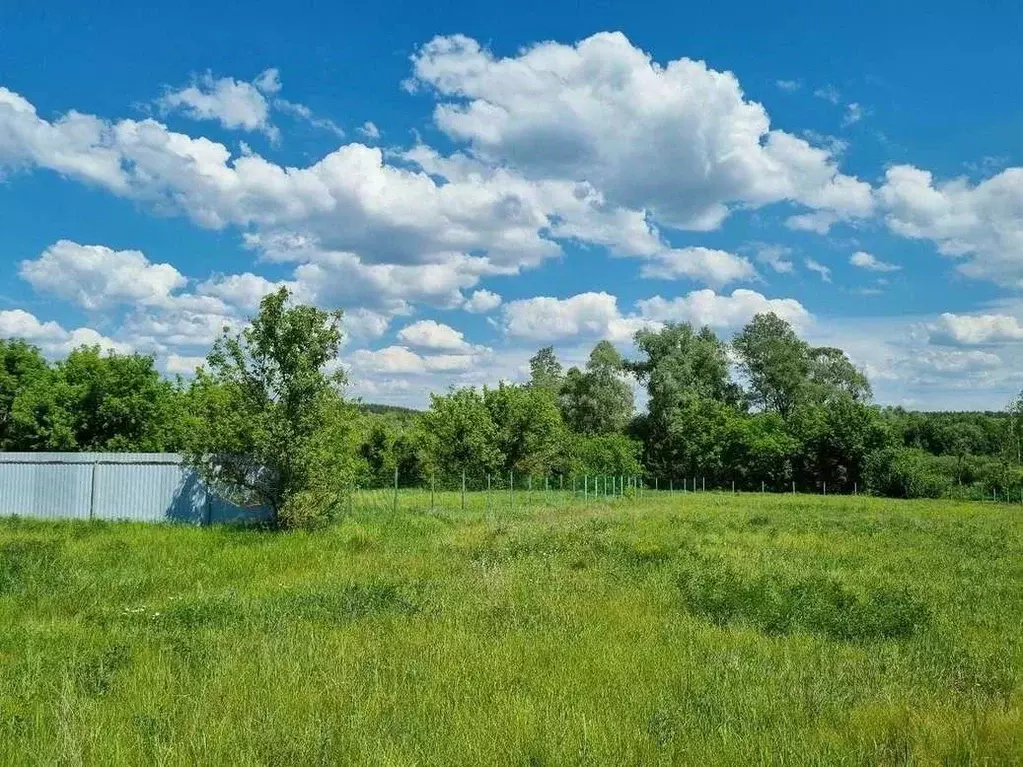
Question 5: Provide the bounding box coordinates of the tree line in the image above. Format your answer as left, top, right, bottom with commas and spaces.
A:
2, 288, 1022, 526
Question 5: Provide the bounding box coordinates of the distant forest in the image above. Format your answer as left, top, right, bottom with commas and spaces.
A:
2, 309, 1022, 501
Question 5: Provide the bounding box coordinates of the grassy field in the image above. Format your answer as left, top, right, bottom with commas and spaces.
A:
1, 493, 1021, 765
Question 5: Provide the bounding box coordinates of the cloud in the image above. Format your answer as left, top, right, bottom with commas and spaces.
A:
639, 246, 757, 286
410, 33, 873, 232
196, 272, 285, 314
164, 354, 206, 376
158, 70, 279, 140
842, 102, 865, 126
20, 240, 188, 310
397, 319, 472, 352
814, 85, 841, 104
358, 121, 380, 139
503, 288, 811, 343
879, 164, 1023, 288
927, 312, 1023, 346
0, 308, 130, 356
786, 211, 840, 234
804, 258, 832, 283
775, 79, 802, 92
502, 292, 649, 343
752, 243, 795, 273
349, 345, 484, 374
850, 251, 900, 272
0, 86, 564, 272
463, 289, 502, 313
637, 288, 811, 331
911, 348, 1002, 374
273, 98, 345, 137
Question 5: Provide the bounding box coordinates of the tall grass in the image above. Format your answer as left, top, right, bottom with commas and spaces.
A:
0, 493, 1021, 764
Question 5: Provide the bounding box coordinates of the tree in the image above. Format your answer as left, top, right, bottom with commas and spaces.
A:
528, 346, 564, 395
0, 340, 50, 449
420, 387, 504, 481
628, 323, 739, 481
733, 313, 810, 418
806, 346, 871, 404
7, 346, 186, 452
560, 341, 634, 435
184, 287, 354, 527
485, 382, 567, 476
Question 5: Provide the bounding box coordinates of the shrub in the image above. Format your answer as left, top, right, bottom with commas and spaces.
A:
862, 447, 952, 499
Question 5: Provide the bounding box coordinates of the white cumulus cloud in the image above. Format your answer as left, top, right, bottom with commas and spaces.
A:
639, 247, 757, 286
927, 312, 1023, 346
397, 319, 472, 352
410, 32, 873, 232
850, 251, 901, 272
20, 240, 187, 310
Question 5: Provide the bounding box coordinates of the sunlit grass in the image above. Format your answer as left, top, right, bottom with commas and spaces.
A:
1, 492, 1021, 764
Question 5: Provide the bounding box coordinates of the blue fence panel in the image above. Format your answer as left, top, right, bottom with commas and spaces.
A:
0, 453, 271, 525
0, 459, 93, 519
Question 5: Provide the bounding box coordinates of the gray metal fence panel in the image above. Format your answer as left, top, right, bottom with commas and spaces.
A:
0, 460, 93, 519
0, 453, 270, 525
91, 460, 205, 523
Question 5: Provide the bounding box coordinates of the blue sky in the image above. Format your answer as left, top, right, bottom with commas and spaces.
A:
2, 1, 1022, 409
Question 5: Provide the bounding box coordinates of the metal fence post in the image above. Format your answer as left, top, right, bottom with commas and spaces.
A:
88, 459, 99, 520
431, 472, 435, 511
461, 469, 466, 511
393, 465, 398, 514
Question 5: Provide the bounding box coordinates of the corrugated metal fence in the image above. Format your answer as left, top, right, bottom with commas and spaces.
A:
0, 453, 271, 524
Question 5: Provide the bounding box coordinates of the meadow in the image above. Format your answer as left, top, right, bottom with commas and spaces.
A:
0, 492, 1021, 765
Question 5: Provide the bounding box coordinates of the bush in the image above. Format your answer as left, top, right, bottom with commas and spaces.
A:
862, 447, 952, 499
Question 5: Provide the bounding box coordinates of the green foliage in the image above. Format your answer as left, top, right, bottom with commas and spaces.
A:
0, 340, 48, 448
863, 447, 953, 498
184, 287, 355, 527
419, 387, 504, 481
566, 433, 643, 476
560, 340, 634, 435
732, 313, 810, 417
7, 347, 186, 452
528, 346, 564, 395
485, 382, 567, 475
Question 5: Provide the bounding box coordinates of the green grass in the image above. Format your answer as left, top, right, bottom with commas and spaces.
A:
1, 493, 1021, 765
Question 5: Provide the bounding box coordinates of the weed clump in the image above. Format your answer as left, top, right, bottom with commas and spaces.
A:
676, 556, 930, 641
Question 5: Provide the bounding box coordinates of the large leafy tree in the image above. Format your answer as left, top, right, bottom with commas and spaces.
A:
419, 387, 504, 481
528, 346, 564, 395
485, 382, 567, 476
0, 340, 49, 448
185, 287, 354, 525
732, 313, 810, 418
561, 341, 634, 435
627, 323, 738, 481
7, 346, 186, 451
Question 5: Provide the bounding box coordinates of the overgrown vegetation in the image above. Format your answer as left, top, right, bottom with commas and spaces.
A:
0, 494, 1020, 763
5, 294, 1023, 521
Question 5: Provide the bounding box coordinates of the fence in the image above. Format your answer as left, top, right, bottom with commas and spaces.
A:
0, 453, 270, 524
3, 456, 1020, 525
